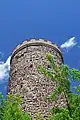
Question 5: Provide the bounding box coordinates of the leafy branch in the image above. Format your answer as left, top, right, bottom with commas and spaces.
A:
38, 53, 80, 120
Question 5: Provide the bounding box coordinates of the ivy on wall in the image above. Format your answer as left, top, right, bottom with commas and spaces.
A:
38, 53, 80, 120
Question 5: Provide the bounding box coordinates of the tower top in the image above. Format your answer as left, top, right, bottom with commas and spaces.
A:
10, 39, 63, 63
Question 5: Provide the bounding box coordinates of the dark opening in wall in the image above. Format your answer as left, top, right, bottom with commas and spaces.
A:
29, 64, 33, 68
21, 84, 23, 88
47, 65, 51, 70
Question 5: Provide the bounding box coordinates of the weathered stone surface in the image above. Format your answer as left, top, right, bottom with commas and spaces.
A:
8, 39, 67, 119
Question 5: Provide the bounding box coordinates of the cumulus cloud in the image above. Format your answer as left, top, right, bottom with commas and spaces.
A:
60, 37, 77, 51
0, 55, 11, 82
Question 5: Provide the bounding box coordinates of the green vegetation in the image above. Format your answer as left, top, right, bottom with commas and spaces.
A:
0, 53, 80, 120
0, 93, 31, 120
38, 53, 80, 120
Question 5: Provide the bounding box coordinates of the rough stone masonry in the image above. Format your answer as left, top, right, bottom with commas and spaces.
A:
8, 39, 67, 119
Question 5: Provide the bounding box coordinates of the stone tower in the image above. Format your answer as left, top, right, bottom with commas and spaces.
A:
8, 39, 67, 118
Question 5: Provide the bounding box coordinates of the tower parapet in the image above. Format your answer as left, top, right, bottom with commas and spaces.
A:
10, 39, 63, 64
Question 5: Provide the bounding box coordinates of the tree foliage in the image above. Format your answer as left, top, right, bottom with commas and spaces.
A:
0, 93, 31, 120
38, 53, 80, 120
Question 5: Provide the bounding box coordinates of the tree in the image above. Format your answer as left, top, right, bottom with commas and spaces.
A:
38, 53, 80, 120
0, 93, 31, 120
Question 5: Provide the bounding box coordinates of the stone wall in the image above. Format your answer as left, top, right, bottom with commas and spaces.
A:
8, 39, 67, 119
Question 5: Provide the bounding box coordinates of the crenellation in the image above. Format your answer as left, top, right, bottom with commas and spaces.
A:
10, 39, 64, 64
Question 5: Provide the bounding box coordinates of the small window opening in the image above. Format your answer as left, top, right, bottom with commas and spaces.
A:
29, 64, 33, 68
21, 84, 23, 88
47, 65, 51, 69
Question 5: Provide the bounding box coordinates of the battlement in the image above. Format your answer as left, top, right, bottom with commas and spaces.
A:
11, 39, 63, 63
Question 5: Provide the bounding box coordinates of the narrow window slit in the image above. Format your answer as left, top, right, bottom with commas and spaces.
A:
29, 64, 33, 68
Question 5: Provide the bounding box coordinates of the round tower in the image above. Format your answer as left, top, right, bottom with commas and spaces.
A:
8, 39, 67, 118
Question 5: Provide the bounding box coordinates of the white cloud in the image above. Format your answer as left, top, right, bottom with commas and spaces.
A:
60, 37, 77, 50
0, 55, 11, 82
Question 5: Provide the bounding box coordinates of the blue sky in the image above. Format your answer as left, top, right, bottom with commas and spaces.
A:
0, 0, 80, 96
